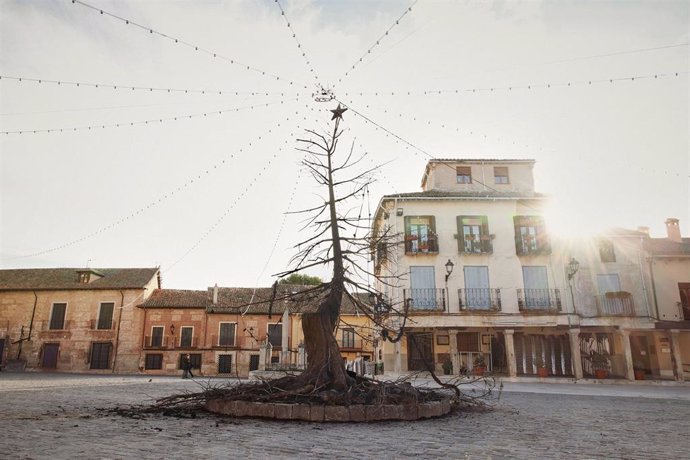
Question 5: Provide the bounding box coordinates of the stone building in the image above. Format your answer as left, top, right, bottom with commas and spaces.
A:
372, 159, 688, 381
139, 285, 376, 378
0, 267, 160, 372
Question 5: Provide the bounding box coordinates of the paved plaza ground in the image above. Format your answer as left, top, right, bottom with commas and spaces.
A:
1, 373, 689, 459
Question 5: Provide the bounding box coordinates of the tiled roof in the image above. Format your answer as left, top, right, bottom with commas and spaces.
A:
138, 285, 372, 315
382, 190, 547, 199
140, 289, 208, 308
427, 158, 535, 164
645, 237, 690, 256
0, 268, 160, 291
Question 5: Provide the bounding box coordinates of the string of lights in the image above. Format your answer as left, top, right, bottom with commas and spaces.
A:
71, 0, 303, 87
0, 75, 305, 97
340, 71, 688, 97
1, 96, 302, 135
274, 0, 320, 86
245, 165, 305, 310
336, 0, 418, 86
8, 113, 299, 260
163, 134, 300, 274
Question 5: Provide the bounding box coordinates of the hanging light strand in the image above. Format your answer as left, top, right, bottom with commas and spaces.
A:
1, 96, 302, 135
0, 75, 304, 97
274, 0, 320, 86
341, 71, 688, 97
71, 0, 301, 87
337, 0, 418, 86
7, 113, 299, 260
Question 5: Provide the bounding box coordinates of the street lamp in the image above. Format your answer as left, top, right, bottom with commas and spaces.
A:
444, 259, 454, 310
566, 257, 580, 281
445, 259, 455, 282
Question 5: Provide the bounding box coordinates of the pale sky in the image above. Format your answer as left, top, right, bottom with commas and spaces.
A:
1, 0, 688, 289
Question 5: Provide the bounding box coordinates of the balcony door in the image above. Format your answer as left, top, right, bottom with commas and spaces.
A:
464, 266, 490, 308
523, 266, 549, 307
410, 266, 436, 309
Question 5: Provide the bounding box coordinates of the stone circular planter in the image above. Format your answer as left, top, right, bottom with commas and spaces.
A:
204, 398, 452, 422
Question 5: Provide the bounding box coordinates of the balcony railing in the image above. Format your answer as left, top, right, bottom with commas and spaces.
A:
91, 319, 114, 330
403, 288, 446, 311
144, 335, 168, 349
340, 336, 364, 350
211, 335, 237, 348
462, 236, 493, 254
595, 292, 635, 316
517, 289, 562, 312
43, 320, 71, 331
174, 337, 200, 349
458, 288, 501, 311
404, 236, 439, 255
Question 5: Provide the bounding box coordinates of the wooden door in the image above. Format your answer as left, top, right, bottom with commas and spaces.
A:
90, 343, 111, 369
407, 333, 433, 371
42, 343, 59, 369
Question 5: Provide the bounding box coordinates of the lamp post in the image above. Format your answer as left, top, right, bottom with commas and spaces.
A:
444, 259, 454, 310
566, 257, 580, 312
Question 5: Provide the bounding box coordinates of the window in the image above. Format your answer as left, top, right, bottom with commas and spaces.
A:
514, 216, 550, 255
145, 354, 163, 370
218, 323, 236, 346
597, 274, 621, 294
178, 353, 201, 369
249, 354, 260, 371
150, 326, 164, 347
97, 302, 114, 330
90, 342, 111, 369
49, 303, 67, 330
404, 216, 438, 253
494, 166, 509, 184
342, 328, 355, 348
457, 332, 480, 352
79, 272, 90, 283
457, 216, 491, 253
268, 323, 282, 347
180, 326, 193, 347
218, 355, 233, 373
456, 166, 472, 184
598, 239, 616, 263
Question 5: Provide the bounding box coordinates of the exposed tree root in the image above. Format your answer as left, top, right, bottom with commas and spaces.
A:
110, 373, 498, 419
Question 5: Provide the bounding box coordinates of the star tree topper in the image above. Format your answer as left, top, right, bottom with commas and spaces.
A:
330, 104, 348, 121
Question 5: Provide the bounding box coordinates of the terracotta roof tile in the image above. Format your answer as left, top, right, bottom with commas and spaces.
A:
140, 289, 208, 308
0, 268, 159, 291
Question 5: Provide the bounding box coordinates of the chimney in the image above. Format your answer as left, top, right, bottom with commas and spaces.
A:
665, 218, 681, 242
636, 226, 650, 236
212, 283, 219, 304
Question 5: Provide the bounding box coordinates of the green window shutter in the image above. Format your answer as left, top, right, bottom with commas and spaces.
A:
457, 216, 466, 253
513, 216, 522, 255
481, 216, 491, 253
536, 217, 551, 254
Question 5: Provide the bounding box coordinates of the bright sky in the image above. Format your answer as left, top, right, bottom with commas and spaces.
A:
1, 0, 688, 289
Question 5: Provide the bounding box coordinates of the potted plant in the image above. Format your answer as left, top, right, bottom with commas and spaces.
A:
633, 359, 645, 381
473, 354, 486, 376
536, 358, 549, 377
590, 351, 611, 379
442, 359, 453, 376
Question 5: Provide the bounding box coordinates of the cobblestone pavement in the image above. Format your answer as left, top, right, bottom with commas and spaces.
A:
1, 373, 689, 459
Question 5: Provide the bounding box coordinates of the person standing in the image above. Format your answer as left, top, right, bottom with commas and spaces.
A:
181, 353, 194, 379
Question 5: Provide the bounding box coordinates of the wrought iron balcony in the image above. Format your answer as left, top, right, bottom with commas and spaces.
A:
90, 319, 114, 330
404, 236, 439, 255
174, 337, 200, 349
403, 288, 446, 311
211, 335, 237, 348
517, 289, 562, 312
595, 291, 636, 316
461, 235, 493, 254
458, 288, 501, 311
144, 335, 168, 349
43, 320, 71, 331
340, 336, 364, 350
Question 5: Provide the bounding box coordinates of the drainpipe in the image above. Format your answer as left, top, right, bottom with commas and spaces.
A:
111, 290, 125, 373
637, 238, 652, 318
17, 291, 38, 360
647, 258, 660, 320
